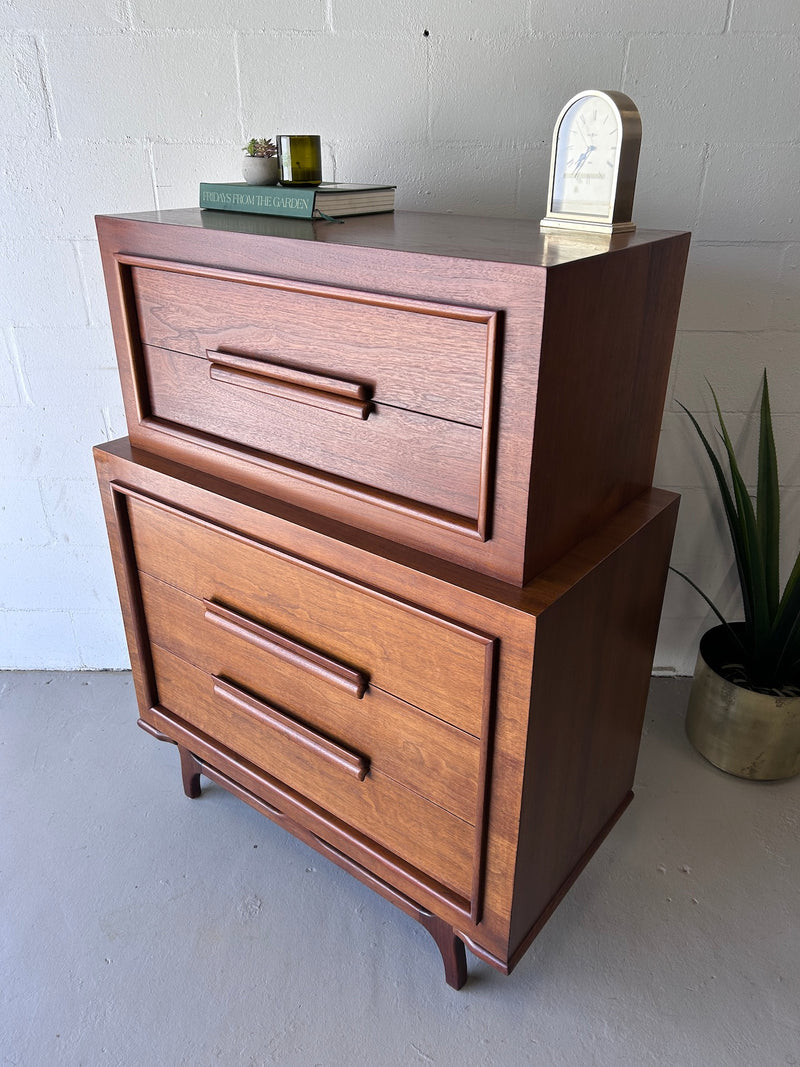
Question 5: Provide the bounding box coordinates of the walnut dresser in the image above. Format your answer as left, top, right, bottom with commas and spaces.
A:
93, 208, 689, 988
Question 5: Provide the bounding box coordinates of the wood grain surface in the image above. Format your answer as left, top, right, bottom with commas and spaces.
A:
95, 440, 679, 969
97, 210, 688, 584
92, 202, 687, 987
143, 344, 484, 520
152, 643, 476, 898
139, 571, 483, 821
129, 259, 494, 425
125, 487, 494, 736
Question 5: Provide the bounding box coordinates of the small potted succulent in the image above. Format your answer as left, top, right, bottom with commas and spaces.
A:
242, 138, 279, 185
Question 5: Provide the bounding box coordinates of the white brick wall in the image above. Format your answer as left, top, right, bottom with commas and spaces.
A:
2, 2, 798, 671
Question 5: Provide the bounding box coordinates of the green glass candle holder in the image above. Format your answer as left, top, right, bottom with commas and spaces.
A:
277, 135, 323, 186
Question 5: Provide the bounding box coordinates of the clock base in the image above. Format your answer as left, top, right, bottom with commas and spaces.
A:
540, 217, 636, 235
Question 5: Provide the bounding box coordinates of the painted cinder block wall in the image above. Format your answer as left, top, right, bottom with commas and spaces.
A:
1, 1, 799, 672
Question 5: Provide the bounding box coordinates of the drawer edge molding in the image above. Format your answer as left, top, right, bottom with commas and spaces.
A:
213, 674, 370, 781
136, 417, 488, 541
204, 597, 369, 699
114, 251, 500, 326
111, 251, 497, 543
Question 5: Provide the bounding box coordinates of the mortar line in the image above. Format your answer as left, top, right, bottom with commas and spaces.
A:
101, 404, 115, 441
694, 142, 712, 232
146, 140, 160, 211
37, 474, 59, 546
233, 32, 245, 144
71, 241, 94, 327
620, 35, 633, 88
33, 35, 60, 141
5, 327, 34, 407
425, 27, 432, 144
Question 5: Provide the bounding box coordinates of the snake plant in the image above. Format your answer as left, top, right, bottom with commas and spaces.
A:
673, 370, 800, 694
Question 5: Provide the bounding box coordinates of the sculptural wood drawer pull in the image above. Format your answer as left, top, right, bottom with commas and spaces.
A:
204, 599, 369, 699
212, 675, 370, 782
207, 350, 373, 420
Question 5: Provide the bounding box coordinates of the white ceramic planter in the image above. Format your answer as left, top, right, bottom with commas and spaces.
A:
241, 156, 279, 185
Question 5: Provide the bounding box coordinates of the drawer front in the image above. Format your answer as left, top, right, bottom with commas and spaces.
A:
130, 263, 492, 425
127, 491, 494, 737
151, 644, 476, 899
143, 345, 482, 520
139, 571, 482, 821
122, 259, 498, 529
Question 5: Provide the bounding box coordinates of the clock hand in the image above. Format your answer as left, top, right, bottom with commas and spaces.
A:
572, 149, 589, 172
572, 144, 595, 176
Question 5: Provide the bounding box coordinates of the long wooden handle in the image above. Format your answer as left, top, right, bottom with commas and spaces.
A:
207, 349, 373, 420
203, 599, 368, 699
212, 676, 370, 781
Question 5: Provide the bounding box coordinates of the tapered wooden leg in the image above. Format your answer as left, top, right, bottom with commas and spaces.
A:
418, 912, 468, 989
178, 746, 203, 798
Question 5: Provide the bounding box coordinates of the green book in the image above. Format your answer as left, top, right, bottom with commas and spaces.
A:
199, 182, 395, 219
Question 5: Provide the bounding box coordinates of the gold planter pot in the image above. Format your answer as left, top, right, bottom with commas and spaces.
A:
686, 625, 800, 781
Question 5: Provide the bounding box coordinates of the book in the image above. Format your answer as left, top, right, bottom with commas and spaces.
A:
199, 182, 395, 219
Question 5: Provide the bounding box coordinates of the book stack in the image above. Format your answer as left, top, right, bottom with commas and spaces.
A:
199, 182, 395, 220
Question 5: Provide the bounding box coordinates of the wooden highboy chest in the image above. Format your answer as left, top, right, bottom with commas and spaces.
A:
94, 207, 688, 987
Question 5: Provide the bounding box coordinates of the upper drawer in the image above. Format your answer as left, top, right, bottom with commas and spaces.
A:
119, 258, 498, 531
125, 490, 495, 738
130, 262, 493, 425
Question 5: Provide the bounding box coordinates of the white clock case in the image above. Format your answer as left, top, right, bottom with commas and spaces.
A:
540, 89, 642, 235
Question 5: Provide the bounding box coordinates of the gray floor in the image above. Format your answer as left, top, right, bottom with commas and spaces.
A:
2, 672, 798, 1067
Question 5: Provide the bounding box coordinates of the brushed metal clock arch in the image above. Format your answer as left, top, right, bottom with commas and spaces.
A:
540, 89, 642, 235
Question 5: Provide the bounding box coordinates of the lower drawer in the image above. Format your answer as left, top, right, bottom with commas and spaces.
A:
144, 345, 484, 520
151, 644, 476, 899
139, 571, 482, 821
127, 490, 492, 736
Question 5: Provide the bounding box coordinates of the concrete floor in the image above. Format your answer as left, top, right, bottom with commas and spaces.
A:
2, 672, 799, 1066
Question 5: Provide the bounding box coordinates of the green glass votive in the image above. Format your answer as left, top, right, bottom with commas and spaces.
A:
277, 135, 323, 186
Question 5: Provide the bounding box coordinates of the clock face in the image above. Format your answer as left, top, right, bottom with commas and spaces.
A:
550, 94, 620, 219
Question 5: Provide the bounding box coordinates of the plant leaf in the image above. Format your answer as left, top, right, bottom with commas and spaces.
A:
709, 384, 771, 655
756, 369, 780, 619
668, 566, 747, 656
677, 401, 754, 630
678, 374, 799, 690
